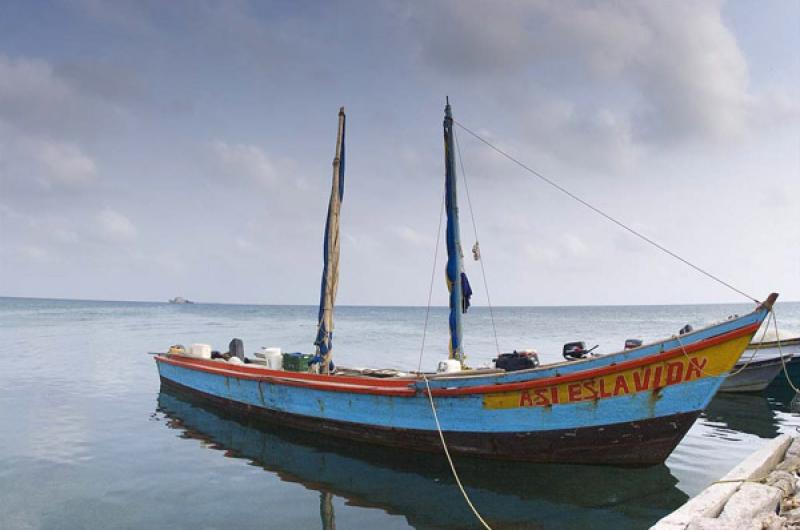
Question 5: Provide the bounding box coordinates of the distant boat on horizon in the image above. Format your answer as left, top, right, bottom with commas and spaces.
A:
168, 297, 194, 305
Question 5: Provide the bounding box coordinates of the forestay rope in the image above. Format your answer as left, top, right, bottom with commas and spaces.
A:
453, 119, 800, 394
453, 120, 760, 304
453, 119, 797, 392
454, 127, 500, 356
418, 116, 790, 530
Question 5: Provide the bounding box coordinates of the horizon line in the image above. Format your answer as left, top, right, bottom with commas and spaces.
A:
1, 294, 792, 309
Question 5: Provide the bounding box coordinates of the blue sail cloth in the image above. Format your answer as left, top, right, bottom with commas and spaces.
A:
314, 109, 346, 359
461, 272, 472, 313
443, 102, 465, 360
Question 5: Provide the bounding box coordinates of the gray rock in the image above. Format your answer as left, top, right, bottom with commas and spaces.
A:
757, 513, 786, 530
785, 438, 800, 460
776, 456, 800, 474
720, 483, 782, 522
784, 507, 800, 523
768, 470, 797, 497
687, 516, 761, 530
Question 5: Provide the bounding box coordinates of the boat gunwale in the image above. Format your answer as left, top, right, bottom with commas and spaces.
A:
733, 353, 793, 369
155, 355, 418, 396
750, 336, 800, 349
156, 316, 761, 398
426, 319, 760, 396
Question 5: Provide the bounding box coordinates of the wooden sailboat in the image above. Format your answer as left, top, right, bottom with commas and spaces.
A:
154, 103, 777, 465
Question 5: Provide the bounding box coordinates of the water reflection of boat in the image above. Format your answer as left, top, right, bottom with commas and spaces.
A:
157, 385, 688, 530
765, 375, 800, 414
701, 393, 780, 439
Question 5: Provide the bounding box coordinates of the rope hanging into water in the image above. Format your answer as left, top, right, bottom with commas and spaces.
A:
453, 127, 500, 356
421, 374, 494, 530
416, 192, 493, 529
771, 309, 800, 394
453, 120, 759, 304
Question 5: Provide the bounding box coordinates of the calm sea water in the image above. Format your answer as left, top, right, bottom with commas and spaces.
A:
2, 297, 799, 530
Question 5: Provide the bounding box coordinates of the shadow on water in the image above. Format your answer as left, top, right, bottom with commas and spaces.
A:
156, 386, 688, 530
764, 368, 800, 414
701, 393, 781, 439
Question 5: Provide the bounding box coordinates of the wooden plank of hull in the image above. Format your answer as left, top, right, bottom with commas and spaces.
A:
160, 376, 697, 465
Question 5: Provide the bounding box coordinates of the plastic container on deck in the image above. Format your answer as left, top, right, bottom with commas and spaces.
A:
264, 348, 283, 370
437, 359, 462, 373
190, 343, 212, 359
282, 352, 313, 372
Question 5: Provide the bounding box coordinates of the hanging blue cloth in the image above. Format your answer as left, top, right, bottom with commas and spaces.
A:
461, 272, 472, 313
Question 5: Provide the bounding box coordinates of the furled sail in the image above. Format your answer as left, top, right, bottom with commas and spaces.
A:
443, 100, 469, 363
314, 107, 346, 373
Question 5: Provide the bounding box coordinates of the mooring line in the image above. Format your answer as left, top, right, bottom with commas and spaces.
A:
421, 374, 493, 530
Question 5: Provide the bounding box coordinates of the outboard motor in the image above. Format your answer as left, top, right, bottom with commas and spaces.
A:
228, 338, 245, 360
624, 339, 643, 350
562, 341, 598, 361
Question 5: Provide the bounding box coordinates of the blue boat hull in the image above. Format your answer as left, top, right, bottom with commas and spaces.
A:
159, 376, 698, 465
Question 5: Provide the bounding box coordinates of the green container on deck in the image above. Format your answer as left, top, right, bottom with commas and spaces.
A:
282, 352, 314, 372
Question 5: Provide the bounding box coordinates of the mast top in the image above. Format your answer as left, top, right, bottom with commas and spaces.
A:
339, 106, 345, 116
445, 97, 452, 118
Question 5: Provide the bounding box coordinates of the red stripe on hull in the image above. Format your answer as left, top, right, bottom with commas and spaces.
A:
155, 355, 416, 396
429, 321, 759, 396
155, 320, 758, 399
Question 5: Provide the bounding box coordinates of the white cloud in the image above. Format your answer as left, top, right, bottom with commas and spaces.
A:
0, 136, 98, 191
35, 140, 97, 187
0, 53, 126, 137
234, 236, 258, 253
212, 140, 279, 186
391, 225, 435, 248
95, 208, 137, 242
404, 1, 792, 170
19, 244, 48, 262
562, 233, 589, 257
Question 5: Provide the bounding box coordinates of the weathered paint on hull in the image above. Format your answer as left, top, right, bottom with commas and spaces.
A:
154, 304, 773, 465
160, 376, 698, 465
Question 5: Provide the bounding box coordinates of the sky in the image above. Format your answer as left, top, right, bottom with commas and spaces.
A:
0, 0, 798, 307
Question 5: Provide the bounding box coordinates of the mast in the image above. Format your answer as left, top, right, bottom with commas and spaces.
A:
314, 107, 346, 374
443, 99, 465, 363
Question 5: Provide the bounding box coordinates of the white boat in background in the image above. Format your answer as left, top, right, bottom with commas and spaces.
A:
720, 328, 800, 393
168, 297, 194, 305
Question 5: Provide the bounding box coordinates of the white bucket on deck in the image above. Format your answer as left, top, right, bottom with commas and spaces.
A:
190, 343, 212, 359
437, 359, 462, 373
256, 347, 283, 370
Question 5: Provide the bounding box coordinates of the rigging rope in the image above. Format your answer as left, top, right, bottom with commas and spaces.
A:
771, 309, 800, 394
674, 308, 798, 391
416, 188, 493, 530
675, 319, 769, 379
454, 127, 501, 356
417, 191, 446, 372
453, 120, 759, 304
